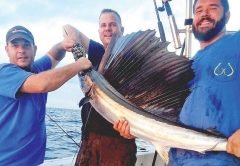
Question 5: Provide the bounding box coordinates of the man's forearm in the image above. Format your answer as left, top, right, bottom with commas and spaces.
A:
47, 42, 66, 67
20, 62, 83, 93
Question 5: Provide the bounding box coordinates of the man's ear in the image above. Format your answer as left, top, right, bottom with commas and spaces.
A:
5, 45, 10, 57
34, 45, 37, 54
225, 11, 230, 24
33, 45, 37, 58
98, 28, 101, 34
121, 26, 124, 35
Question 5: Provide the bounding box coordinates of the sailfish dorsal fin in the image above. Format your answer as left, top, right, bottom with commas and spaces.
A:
99, 30, 194, 122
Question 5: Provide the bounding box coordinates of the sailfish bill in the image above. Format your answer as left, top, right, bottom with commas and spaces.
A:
63, 25, 227, 163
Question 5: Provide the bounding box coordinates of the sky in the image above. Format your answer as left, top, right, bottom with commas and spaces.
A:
0, 0, 239, 109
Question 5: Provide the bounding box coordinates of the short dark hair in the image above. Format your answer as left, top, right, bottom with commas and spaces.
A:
99, 9, 122, 25
193, 0, 229, 13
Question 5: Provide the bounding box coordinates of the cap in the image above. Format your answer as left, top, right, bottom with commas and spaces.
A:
6, 25, 35, 44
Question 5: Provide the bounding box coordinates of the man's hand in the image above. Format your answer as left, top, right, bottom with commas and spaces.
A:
62, 37, 75, 52
76, 57, 92, 71
113, 119, 136, 139
227, 129, 240, 157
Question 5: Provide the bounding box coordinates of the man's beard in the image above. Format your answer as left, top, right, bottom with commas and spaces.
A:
192, 14, 227, 42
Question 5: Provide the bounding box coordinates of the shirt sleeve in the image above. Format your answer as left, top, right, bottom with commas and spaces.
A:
0, 64, 33, 99
0, 56, 51, 99
32, 55, 52, 73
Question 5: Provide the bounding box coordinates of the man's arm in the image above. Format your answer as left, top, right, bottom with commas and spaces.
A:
63, 24, 105, 69
47, 37, 76, 68
20, 57, 91, 93
226, 129, 240, 157
48, 25, 91, 68
63, 24, 90, 53
47, 42, 66, 68
20, 38, 92, 93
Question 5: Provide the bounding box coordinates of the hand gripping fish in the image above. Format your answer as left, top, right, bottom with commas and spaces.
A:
63, 24, 227, 163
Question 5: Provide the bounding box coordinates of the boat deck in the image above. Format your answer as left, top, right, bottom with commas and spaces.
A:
42, 147, 165, 166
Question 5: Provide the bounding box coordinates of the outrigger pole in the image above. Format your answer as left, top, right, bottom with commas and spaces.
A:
153, 0, 193, 58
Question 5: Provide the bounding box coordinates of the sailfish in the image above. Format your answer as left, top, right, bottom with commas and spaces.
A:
63, 25, 227, 162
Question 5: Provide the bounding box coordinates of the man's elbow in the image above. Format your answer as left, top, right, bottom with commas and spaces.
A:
21, 76, 55, 93
36, 83, 50, 93
37, 80, 61, 93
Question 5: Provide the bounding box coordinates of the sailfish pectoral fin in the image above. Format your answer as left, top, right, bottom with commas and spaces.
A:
79, 96, 91, 108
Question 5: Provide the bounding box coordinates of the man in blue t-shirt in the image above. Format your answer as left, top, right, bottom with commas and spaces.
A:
65, 9, 137, 166
0, 25, 91, 165
167, 0, 240, 165
115, 0, 240, 165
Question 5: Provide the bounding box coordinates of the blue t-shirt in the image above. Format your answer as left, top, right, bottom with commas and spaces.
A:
168, 32, 240, 165
0, 55, 52, 166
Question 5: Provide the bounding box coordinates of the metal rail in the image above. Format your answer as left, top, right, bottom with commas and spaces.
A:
185, 0, 193, 58
153, 0, 193, 58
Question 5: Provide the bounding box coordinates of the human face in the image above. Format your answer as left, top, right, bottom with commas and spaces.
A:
98, 12, 123, 48
5, 39, 37, 70
192, 0, 228, 42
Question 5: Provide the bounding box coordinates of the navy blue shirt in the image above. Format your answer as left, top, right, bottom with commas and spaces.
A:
81, 40, 122, 138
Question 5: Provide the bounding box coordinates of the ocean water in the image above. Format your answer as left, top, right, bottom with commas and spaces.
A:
45, 107, 82, 160
45, 107, 153, 160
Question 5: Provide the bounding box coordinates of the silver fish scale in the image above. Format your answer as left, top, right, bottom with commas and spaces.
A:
72, 43, 86, 61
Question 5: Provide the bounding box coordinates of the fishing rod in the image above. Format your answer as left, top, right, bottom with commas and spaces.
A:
46, 113, 81, 164
153, 0, 166, 42
46, 113, 80, 148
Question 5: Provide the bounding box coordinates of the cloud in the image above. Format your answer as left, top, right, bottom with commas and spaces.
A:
0, 0, 19, 17
227, 0, 240, 30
